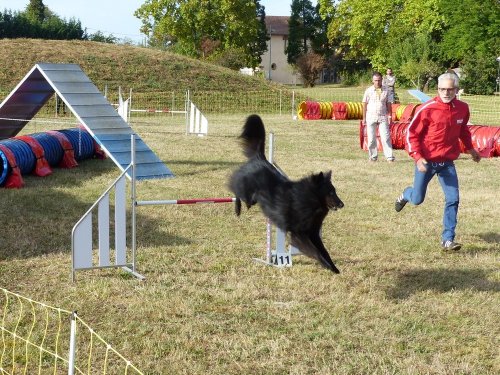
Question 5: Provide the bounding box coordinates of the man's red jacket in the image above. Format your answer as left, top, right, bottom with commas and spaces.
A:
406, 96, 474, 163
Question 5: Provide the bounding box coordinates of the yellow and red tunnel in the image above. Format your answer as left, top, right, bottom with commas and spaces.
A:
298, 100, 499, 157
297, 101, 422, 121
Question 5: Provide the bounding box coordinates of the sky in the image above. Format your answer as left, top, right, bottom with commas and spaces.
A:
2, 0, 311, 44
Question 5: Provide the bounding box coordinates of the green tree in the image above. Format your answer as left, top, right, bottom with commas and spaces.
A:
25, 0, 46, 23
437, 0, 499, 63
88, 31, 118, 44
135, 0, 267, 67
461, 54, 498, 95
382, 33, 441, 90
287, 0, 317, 64
327, 0, 398, 61
0, 7, 85, 40
322, 0, 446, 75
249, 0, 269, 68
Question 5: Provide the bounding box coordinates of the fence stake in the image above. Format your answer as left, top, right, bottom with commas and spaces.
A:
129, 88, 133, 122
185, 90, 190, 135
68, 311, 77, 375
279, 89, 282, 116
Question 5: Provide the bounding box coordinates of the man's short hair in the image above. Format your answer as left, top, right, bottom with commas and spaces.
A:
372, 71, 382, 79
438, 72, 459, 88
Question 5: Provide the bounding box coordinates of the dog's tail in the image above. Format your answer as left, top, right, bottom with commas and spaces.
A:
240, 114, 266, 158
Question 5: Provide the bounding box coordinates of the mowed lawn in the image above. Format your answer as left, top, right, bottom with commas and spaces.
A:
0, 115, 499, 374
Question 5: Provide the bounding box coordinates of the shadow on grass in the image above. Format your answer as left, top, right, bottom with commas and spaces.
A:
477, 232, 500, 244
165, 159, 240, 177
0, 166, 190, 261
387, 268, 500, 300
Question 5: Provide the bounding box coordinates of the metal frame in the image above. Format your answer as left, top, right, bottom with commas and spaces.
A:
71, 132, 300, 281
71, 135, 144, 282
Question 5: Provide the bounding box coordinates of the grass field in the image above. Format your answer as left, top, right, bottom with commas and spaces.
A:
0, 115, 499, 374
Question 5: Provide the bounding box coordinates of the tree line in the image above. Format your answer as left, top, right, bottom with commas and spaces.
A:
2, 0, 498, 93
0, 0, 117, 43
135, 0, 499, 94
316, 0, 500, 94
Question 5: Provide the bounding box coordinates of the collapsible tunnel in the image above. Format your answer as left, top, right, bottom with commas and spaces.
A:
298, 101, 413, 121
359, 122, 500, 158
0, 128, 100, 188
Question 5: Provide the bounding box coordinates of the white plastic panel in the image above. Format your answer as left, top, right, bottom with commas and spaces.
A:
189, 103, 195, 133
73, 215, 93, 269
201, 114, 208, 135
114, 175, 127, 265
98, 193, 110, 267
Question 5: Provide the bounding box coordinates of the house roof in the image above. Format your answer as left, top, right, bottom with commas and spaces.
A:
0, 63, 173, 180
265, 16, 290, 36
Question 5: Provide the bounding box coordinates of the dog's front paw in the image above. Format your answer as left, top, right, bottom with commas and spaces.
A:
235, 198, 242, 216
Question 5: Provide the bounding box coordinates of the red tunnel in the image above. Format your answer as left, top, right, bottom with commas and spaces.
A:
360, 122, 500, 158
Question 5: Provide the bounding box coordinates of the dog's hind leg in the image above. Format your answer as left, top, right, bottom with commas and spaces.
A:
290, 232, 340, 274
308, 231, 340, 273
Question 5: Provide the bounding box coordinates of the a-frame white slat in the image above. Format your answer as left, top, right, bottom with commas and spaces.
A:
98, 193, 110, 266
114, 175, 127, 265
74, 215, 93, 269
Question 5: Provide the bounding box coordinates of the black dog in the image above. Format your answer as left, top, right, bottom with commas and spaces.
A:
229, 114, 344, 273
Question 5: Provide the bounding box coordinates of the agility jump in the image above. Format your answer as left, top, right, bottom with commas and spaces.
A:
71, 133, 300, 281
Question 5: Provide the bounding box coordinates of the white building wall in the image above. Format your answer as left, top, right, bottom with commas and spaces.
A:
260, 34, 301, 85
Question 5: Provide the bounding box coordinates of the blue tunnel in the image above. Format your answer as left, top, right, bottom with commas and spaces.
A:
0, 128, 97, 187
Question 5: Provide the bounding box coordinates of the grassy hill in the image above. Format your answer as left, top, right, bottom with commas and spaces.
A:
0, 38, 284, 93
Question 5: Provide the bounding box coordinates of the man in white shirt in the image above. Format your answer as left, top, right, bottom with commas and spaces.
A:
362, 71, 394, 162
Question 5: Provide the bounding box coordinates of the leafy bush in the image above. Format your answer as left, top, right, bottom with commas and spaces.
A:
340, 70, 370, 86
208, 47, 248, 71
295, 52, 326, 87
460, 54, 498, 95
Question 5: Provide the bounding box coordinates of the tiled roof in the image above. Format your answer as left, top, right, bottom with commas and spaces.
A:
265, 16, 290, 36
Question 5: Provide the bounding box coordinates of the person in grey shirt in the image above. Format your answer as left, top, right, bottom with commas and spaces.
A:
383, 68, 396, 103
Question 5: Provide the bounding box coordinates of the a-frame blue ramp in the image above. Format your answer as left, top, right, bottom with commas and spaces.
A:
407, 89, 432, 103
0, 63, 173, 180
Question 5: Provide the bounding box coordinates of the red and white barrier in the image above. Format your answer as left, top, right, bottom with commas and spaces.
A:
136, 197, 235, 206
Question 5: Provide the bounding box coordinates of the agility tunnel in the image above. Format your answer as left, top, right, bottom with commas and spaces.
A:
0, 128, 104, 188
296, 100, 425, 121
297, 101, 363, 120
359, 122, 500, 158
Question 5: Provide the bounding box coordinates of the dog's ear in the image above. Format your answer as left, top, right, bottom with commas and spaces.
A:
311, 172, 323, 184
313, 171, 332, 183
